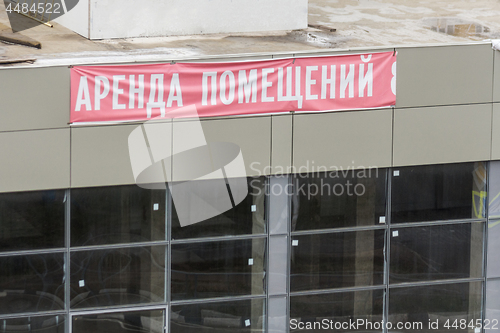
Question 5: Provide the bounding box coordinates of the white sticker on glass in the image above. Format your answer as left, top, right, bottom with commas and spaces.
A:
251, 205, 257, 212
292, 240, 299, 246
379, 216, 386, 223
392, 230, 399, 237
153, 203, 159, 211
248, 258, 254, 266
245, 320, 251, 327
79, 280, 85, 287
394, 170, 400, 176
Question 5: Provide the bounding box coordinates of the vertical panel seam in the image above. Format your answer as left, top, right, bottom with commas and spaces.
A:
491, 103, 494, 161
391, 107, 395, 167
270, 116, 274, 174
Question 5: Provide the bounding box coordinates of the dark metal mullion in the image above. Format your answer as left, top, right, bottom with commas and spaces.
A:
290, 224, 386, 236
166, 182, 172, 333
290, 284, 386, 297
0, 311, 67, 321
388, 218, 486, 229
482, 162, 491, 333
0, 248, 67, 258
170, 233, 268, 245
287, 174, 293, 333
167, 116, 174, 333
65, 189, 71, 333
68, 304, 168, 317
170, 294, 267, 306
388, 277, 485, 289
384, 168, 392, 333
69, 240, 169, 252
265, 177, 270, 333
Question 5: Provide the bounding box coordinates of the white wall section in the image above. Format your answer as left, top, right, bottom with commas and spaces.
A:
56, 0, 308, 39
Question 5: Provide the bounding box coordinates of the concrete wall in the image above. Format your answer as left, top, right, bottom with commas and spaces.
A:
55, 0, 308, 39
54, 0, 89, 38
0, 42, 498, 192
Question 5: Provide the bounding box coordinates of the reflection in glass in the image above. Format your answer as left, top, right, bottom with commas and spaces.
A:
171, 238, 266, 300
0, 315, 65, 333
290, 230, 385, 292
391, 162, 486, 223
171, 177, 266, 239
0, 190, 65, 251
71, 185, 165, 246
73, 310, 164, 333
269, 176, 290, 235
291, 169, 386, 231
269, 297, 287, 333
389, 282, 483, 332
390, 223, 483, 284
489, 161, 500, 218
269, 236, 287, 296
0, 254, 64, 315
171, 298, 265, 332
290, 289, 384, 332
485, 279, 500, 332
488, 220, 500, 278
70, 246, 165, 309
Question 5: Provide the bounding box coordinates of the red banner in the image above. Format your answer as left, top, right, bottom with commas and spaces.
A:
70, 52, 396, 123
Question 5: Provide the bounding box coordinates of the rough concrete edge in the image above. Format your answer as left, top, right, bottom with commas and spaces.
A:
0, 32, 41, 49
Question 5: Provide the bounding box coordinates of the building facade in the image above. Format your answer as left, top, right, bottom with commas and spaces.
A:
0, 42, 499, 333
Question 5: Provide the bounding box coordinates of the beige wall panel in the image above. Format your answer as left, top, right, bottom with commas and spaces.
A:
172, 116, 271, 181
293, 109, 393, 173
394, 104, 491, 166
0, 67, 70, 132
494, 51, 500, 103
72, 122, 172, 187
491, 104, 500, 159
0, 129, 70, 193
396, 44, 493, 108
272, 115, 293, 175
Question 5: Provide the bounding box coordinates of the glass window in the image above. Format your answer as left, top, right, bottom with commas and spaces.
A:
0, 253, 64, 315
0, 315, 65, 333
171, 177, 266, 239
0, 190, 65, 252
390, 223, 483, 284
486, 279, 500, 332
171, 238, 266, 300
71, 185, 166, 246
488, 220, 500, 278
70, 246, 165, 309
290, 289, 384, 332
170, 298, 265, 333
391, 162, 486, 223
269, 236, 287, 296
290, 230, 385, 292
489, 161, 500, 219
389, 282, 483, 332
291, 169, 386, 231
269, 175, 290, 235
73, 309, 164, 333
268, 297, 287, 333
